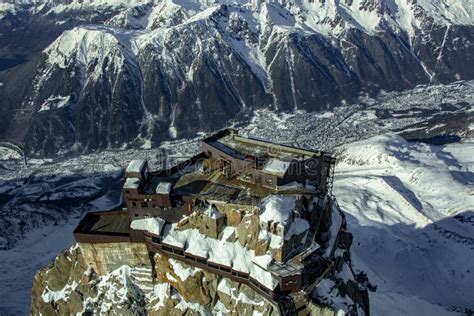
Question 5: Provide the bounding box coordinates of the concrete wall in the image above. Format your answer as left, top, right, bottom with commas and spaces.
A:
125, 191, 192, 222
202, 142, 254, 176
74, 233, 130, 244
225, 208, 244, 226
78, 242, 151, 275
255, 170, 278, 188
200, 214, 226, 239
276, 156, 333, 193
279, 273, 302, 292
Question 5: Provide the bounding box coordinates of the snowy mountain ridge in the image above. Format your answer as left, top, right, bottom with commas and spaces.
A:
0, 0, 473, 155
334, 134, 473, 314
2, 0, 474, 35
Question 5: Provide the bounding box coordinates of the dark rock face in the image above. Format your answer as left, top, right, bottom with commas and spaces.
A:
415, 25, 474, 82
0, 1, 473, 156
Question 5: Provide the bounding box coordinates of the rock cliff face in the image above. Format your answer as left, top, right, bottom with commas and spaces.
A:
32, 203, 371, 315
79, 242, 151, 275
0, 0, 473, 156
32, 244, 278, 315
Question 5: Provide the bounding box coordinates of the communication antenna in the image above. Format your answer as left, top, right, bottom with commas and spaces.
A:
89, 154, 96, 173
162, 148, 169, 170
19, 141, 27, 168
23, 151, 27, 167
93, 154, 99, 172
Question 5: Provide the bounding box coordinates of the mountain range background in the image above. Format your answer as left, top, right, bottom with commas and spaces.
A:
0, 1, 473, 315
0, 0, 473, 156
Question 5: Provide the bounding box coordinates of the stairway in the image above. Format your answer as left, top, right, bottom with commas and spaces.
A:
130, 266, 154, 304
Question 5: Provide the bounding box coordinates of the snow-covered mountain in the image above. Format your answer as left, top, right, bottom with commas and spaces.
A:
334, 134, 473, 315
0, 0, 473, 155
0, 80, 472, 315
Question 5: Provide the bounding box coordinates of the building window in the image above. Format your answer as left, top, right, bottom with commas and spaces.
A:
174, 249, 184, 256
277, 226, 284, 235
135, 213, 139, 217
125, 190, 130, 194
141, 202, 148, 208
151, 236, 161, 244
196, 258, 207, 264
132, 201, 137, 207
208, 262, 219, 270
259, 284, 270, 294
185, 254, 195, 261
265, 179, 273, 185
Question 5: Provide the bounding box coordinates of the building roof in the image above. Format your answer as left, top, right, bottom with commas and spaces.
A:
269, 259, 304, 278
130, 217, 166, 235
74, 211, 130, 236
126, 159, 146, 174
155, 182, 172, 194
204, 129, 324, 162
203, 203, 223, 219
201, 183, 240, 202
207, 139, 246, 160
124, 177, 140, 189
262, 158, 291, 176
